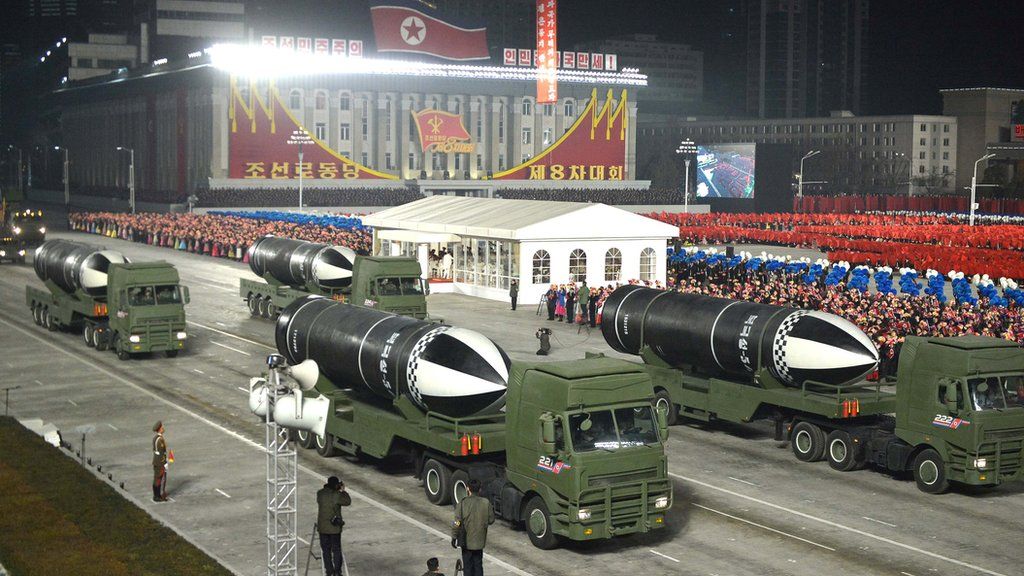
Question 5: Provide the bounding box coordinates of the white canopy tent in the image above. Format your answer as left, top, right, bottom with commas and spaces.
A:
362, 196, 679, 304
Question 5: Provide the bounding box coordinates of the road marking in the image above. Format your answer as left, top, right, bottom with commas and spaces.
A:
188, 320, 273, 350
210, 340, 251, 356
107, 423, 119, 431
1, 316, 537, 576
193, 369, 205, 375
863, 516, 897, 528
901, 572, 917, 576
215, 488, 231, 499
727, 476, 760, 487
673, 473, 1009, 576
33, 379, 44, 386
215, 322, 227, 327
67, 399, 78, 407
693, 503, 835, 552
194, 282, 233, 293
649, 549, 680, 563
297, 536, 310, 546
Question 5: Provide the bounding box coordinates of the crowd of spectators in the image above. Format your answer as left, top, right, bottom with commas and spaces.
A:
68, 211, 372, 259
197, 187, 423, 208
794, 193, 1024, 215
494, 187, 682, 205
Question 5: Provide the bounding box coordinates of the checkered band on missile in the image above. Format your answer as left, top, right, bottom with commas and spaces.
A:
600, 285, 879, 386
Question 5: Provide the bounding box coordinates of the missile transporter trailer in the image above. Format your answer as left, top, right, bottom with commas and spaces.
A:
601, 286, 1024, 494
240, 236, 428, 320
26, 240, 190, 359
254, 297, 673, 549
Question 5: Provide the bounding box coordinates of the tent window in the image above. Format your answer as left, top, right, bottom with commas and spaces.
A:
532, 250, 551, 284
640, 248, 657, 282
569, 249, 587, 283
605, 248, 622, 282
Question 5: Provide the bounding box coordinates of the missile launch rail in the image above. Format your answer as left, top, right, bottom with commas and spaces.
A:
26, 258, 190, 360
623, 335, 1024, 494
242, 255, 429, 320
284, 356, 673, 549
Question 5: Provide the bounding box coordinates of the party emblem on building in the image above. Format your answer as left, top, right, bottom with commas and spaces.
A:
411, 109, 474, 153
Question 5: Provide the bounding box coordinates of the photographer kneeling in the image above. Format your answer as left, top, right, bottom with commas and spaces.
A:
535, 327, 552, 356
317, 475, 352, 576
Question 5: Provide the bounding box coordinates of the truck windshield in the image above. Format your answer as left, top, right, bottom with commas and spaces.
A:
999, 375, 1024, 408
568, 406, 659, 452
374, 277, 424, 296
155, 285, 182, 305
128, 285, 181, 306
968, 376, 1016, 411
127, 286, 155, 306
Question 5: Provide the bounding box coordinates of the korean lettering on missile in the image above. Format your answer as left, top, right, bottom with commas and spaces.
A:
738, 314, 758, 371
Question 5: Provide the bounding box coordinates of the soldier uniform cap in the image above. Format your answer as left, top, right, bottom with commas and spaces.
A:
153, 421, 163, 432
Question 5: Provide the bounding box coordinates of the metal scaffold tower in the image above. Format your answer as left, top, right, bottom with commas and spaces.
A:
265, 367, 298, 576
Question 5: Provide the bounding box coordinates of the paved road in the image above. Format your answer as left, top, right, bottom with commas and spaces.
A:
1, 227, 1021, 576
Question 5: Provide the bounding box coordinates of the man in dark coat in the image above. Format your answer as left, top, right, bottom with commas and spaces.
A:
451, 479, 494, 576
316, 476, 352, 576
509, 279, 519, 311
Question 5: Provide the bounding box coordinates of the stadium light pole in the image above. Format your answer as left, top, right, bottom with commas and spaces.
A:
116, 147, 135, 213
676, 139, 698, 212
53, 146, 69, 209
797, 150, 820, 199
287, 129, 312, 210
970, 153, 996, 227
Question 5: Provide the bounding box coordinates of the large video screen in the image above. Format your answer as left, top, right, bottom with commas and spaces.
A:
695, 144, 756, 199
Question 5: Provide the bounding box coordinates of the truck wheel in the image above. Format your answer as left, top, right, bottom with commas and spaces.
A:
256, 297, 268, 318
913, 449, 949, 494
84, 325, 95, 348
826, 430, 863, 472
247, 294, 258, 316
524, 496, 560, 550
95, 330, 109, 351
422, 459, 452, 506
45, 309, 58, 331
296, 430, 315, 449
315, 433, 337, 458
653, 389, 678, 427
451, 469, 470, 505
165, 350, 179, 358
266, 301, 278, 318
32, 305, 42, 325
791, 421, 826, 462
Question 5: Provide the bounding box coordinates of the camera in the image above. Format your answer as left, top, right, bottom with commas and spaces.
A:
535, 327, 552, 339
266, 354, 287, 369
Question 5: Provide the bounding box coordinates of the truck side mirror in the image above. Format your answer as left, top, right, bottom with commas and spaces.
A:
539, 412, 556, 455
181, 286, 190, 304
655, 404, 670, 441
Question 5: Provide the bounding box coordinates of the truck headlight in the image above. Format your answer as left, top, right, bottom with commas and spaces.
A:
12, 226, 20, 235
577, 508, 591, 521
176, 331, 187, 340
973, 458, 987, 470
18, 250, 25, 256
128, 335, 141, 343
0, 250, 5, 257
39, 227, 46, 234
654, 496, 670, 509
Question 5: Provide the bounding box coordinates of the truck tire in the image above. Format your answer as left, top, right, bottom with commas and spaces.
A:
913, 449, 949, 494
165, 350, 179, 358
826, 430, 863, 472
32, 305, 42, 325
247, 294, 258, 316
524, 496, 560, 550
84, 325, 95, 348
45, 309, 57, 331
451, 469, 470, 505
422, 459, 452, 506
791, 421, 826, 462
315, 433, 337, 458
266, 301, 278, 318
296, 430, 316, 449
256, 297, 268, 318
653, 389, 678, 426
95, 330, 109, 351
113, 334, 130, 361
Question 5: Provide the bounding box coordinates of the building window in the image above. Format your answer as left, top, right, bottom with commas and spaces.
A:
640, 248, 657, 282
543, 104, 553, 116
340, 123, 351, 140
943, 138, 949, 146
476, 155, 482, 170
532, 250, 551, 284
498, 154, 505, 170
289, 90, 302, 109
385, 152, 393, 169
451, 100, 461, 114
339, 93, 351, 110
564, 99, 575, 118
919, 165, 926, 174
408, 152, 416, 170
315, 91, 327, 110
920, 123, 927, 132
604, 248, 622, 282
361, 119, 368, 138
315, 123, 326, 140
522, 99, 532, 116
569, 249, 587, 282
522, 127, 532, 145
476, 115, 482, 140
361, 152, 368, 167
498, 116, 505, 142
542, 128, 552, 146
942, 165, 950, 174
943, 124, 950, 133
943, 151, 949, 160
919, 138, 926, 146
919, 151, 926, 159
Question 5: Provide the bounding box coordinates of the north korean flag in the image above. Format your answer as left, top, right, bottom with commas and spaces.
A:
370, 1, 489, 61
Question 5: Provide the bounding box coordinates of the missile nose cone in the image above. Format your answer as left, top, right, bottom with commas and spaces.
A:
407, 326, 510, 417
771, 310, 879, 386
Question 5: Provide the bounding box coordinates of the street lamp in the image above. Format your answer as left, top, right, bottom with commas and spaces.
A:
286, 129, 313, 210
116, 147, 135, 213
797, 150, 820, 199
970, 153, 996, 227
53, 146, 69, 208
675, 139, 698, 212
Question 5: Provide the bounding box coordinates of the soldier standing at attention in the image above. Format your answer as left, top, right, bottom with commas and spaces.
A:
152, 421, 168, 502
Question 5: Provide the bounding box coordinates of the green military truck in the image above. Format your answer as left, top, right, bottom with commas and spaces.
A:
8, 208, 46, 247
26, 240, 190, 359
241, 236, 428, 319
600, 286, 1024, 494
0, 227, 26, 264
253, 297, 672, 549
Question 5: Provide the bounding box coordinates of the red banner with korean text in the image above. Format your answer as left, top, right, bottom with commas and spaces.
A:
492, 89, 628, 181
536, 0, 557, 104
227, 78, 395, 180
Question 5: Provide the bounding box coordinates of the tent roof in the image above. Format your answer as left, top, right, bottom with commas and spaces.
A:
361, 196, 679, 241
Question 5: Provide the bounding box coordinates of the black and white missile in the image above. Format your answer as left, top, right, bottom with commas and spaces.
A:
276, 296, 510, 417
34, 239, 129, 297
247, 236, 356, 292
601, 286, 878, 386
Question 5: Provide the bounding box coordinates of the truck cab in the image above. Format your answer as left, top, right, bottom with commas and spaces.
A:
350, 256, 429, 319
895, 336, 1024, 492
503, 357, 672, 548
106, 262, 190, 359
9, 209, 45, 247
0, 227, 26, 263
